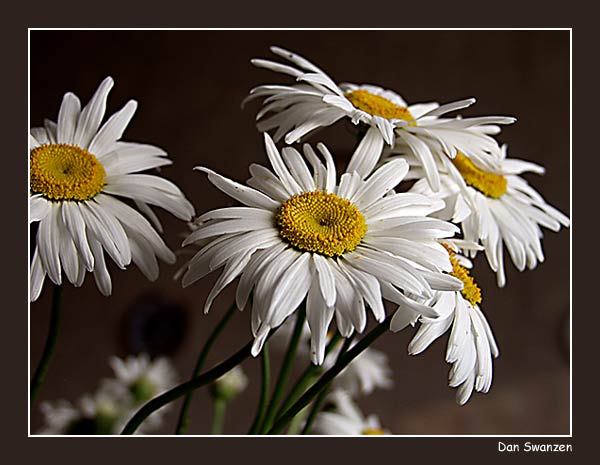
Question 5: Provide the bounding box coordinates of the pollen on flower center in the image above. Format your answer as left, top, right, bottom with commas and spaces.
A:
30, 143, 106, 201
443, 244, 482, 307
451, 152, 507, 199
362, 428, 385, 435
276, 191, 367, 257
345, 89, 415, 123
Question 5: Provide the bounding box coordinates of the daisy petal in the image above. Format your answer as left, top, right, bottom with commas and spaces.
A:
57, 92, 81, 144
73, 76, 114, 149
88, 100, 137, 156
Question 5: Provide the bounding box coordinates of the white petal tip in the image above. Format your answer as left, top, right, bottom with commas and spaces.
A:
284, 134, 297, 145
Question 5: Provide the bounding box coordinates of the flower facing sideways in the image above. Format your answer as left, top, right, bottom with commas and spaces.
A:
30, 77, 195, 301
180, 133, 464, 364
244, 46, 515, 191
398, 145, 570, 286
397, 241, 499, 405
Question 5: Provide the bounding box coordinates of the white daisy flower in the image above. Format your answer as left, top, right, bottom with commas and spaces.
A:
395, 242, 499, 405
273, 315, 393, 396
30, 76, 195, 301
180, 133, 463, 364
103, 353, 178, 432
212, 366, 249, 400
327, 343, 393, 397
244, 46, 515, 190
38, 399, 81, 434
312, 391, 388, 435
107, 353, 177, 403
402, 145, 570, 286
38, 388, 122, 435
37, 354, 178, 435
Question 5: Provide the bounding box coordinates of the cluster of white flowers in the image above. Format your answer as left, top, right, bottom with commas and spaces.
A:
181, 46, 568, 412
241, 46, 568, 429
38, 354, 177, 435
30, 44, 569, 436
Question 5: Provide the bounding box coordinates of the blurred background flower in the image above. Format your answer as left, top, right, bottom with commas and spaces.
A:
38, 353, 178, 435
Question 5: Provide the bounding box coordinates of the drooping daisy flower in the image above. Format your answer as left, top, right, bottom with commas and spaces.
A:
30, 77, 195, 301
312, 391, 389, 435
394, 241, 499, 405
398, 145, 570, 286
180, 133, 463, 364
243, 46, 515, 190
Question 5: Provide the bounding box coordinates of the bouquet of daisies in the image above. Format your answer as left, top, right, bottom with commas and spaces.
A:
30, 46, 569, 436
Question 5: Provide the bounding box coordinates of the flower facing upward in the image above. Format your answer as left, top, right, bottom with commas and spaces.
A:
395, 241, 500, 405
244, 46, 515, 191
401, 145, 570, 286
30, 77, 195, 301
180, 133, 464, 364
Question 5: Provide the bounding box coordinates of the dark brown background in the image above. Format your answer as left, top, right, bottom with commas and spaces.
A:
30, 30, 570, 435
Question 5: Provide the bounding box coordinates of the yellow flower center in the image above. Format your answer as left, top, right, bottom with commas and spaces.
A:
30, 143, 106, 201
451, 152, 507, 199
276, 191, 367, 257
443, 244, 482, 306
345, 89, 415, 123
362, 428, 385, 435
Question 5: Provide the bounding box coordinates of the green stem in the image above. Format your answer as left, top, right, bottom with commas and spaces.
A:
267, 317, 391, 435
175, 303, 237, 434
30, 284, 63, 406
260, 307, 306, 432
300, 389, 329, 435
121, 335, 269, 435
286, 406, 309, 434
247, 344, 271, 434
301, 336, 354, 435
210, 397, 227, 435
274, 333, 342, 421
